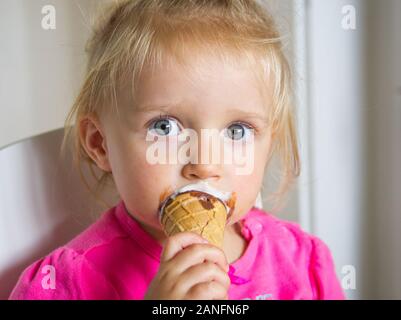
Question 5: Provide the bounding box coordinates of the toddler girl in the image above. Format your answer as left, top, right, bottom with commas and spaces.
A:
10, 0, 344, 300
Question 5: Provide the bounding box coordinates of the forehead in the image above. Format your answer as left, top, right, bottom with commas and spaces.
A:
133, 52, 270, 113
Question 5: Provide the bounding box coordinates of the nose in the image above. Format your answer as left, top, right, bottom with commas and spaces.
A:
180, 128, 223, 181
181, 163, 222, 181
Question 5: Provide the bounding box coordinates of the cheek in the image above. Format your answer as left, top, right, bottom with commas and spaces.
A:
110, 136, 173, 181
107, 139, 176, 223
229, 141, 268, 219
231, 169, 264, 214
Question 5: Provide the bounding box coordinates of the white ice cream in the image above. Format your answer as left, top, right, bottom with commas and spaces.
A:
158, 181, 233, 220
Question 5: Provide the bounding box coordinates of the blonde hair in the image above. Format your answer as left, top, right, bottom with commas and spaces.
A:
61, 0, 300, 212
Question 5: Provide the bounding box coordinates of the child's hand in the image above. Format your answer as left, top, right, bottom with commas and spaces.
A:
144, 232, 231, 300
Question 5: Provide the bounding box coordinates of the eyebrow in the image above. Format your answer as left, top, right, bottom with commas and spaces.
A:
227, 108, 269, 121
136, 103, 268, 121
135, 103, 182, 113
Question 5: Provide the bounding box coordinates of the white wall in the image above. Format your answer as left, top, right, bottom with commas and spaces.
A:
304, 0, 368, 300
0, 0, 102, 149
299, 0, 401, 299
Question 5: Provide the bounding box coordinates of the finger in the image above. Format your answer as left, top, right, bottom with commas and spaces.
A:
161, 232, 208, 262
176, 262, 231, 295
170, 243, 229, 275
187, 281, 229, 300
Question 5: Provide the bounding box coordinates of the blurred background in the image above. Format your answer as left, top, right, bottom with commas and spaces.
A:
0, 0, 400, 299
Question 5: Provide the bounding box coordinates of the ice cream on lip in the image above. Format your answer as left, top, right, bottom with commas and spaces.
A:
158, 181, 236, 223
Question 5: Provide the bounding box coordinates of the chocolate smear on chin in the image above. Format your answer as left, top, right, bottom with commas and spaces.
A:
226, 192, 237, 220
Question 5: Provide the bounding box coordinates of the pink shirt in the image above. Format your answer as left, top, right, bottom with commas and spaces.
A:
9, 200, 345, 300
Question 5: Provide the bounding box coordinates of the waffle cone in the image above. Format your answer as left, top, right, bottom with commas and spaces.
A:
160, 191, 227, 248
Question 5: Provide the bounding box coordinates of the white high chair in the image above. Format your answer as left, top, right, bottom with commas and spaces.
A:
0, 129, 120, 299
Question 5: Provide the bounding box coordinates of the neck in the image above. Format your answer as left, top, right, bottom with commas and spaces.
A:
136, 219, 167, 244
223, 221, 248, 264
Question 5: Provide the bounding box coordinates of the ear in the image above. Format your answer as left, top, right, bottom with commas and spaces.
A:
79, 114, 112, 172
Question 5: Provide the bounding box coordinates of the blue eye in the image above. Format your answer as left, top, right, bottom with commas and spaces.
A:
149, 117, 180, 136
225, 123, 253, 141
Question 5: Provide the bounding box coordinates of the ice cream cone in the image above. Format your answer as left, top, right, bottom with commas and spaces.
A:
160, 191, 229, 248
